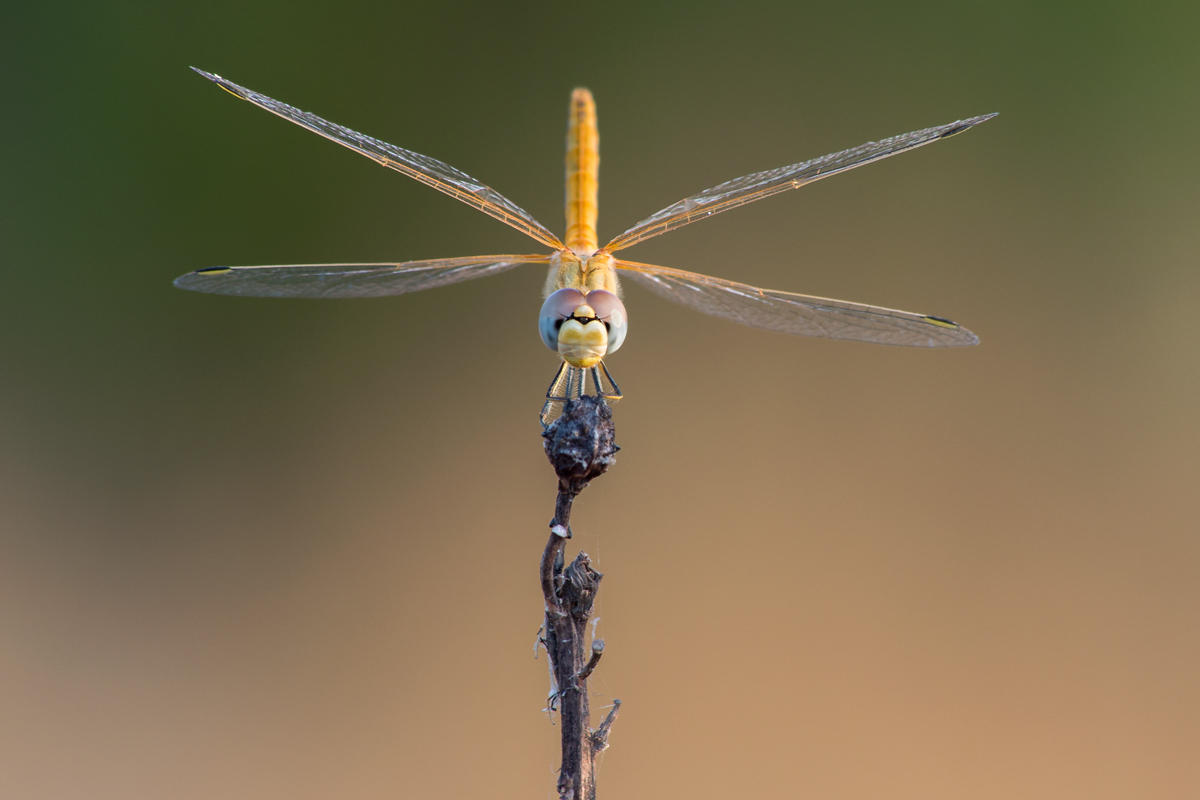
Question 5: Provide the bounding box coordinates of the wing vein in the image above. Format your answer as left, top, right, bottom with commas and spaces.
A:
604, 114, 996, 251
193, 69, 565, 250
615, 259, 978, 347
175, 254, 550, 299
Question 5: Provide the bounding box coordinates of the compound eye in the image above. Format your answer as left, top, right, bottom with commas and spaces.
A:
585, 290, 628, 354
539, 288, 587, 351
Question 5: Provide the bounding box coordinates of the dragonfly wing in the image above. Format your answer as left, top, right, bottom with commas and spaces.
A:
615, 259, 978, 347
175, 254, 549, 298
193, 69, 566, 250
604, 114, 996, 252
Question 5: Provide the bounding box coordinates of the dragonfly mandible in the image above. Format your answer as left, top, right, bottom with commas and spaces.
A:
175, 69, 995, 425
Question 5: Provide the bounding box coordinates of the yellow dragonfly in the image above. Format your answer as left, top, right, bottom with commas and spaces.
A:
176, 69, 994, 425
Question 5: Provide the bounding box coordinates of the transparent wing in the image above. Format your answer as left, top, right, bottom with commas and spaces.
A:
174, 254, 549, 299
604, 114, 996, 252
615, 260, 978, 347
193, 68, 566, 250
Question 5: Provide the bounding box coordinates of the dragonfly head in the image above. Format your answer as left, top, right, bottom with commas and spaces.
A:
539, 287, 628, 368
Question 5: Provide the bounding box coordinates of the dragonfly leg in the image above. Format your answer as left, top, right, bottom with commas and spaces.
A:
595, 362, 622, 402
541, 362, 579, 428
540, 361, 622, 428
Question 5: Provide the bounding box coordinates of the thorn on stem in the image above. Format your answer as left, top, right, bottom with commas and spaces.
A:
591, 699, 621, 754
574, 639, 605, 687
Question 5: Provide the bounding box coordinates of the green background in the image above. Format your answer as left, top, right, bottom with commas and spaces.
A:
2, 1, 1197, 797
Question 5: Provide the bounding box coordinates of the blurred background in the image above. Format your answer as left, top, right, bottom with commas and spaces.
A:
2, 1, 1197, 797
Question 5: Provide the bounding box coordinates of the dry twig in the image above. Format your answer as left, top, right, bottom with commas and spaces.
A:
540, 396, 620, 800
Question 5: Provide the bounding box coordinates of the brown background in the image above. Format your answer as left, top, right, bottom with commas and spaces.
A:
2, 1, 1197, 797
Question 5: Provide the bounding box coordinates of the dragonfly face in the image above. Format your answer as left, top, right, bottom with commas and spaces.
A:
540, 288, 628, 368
176, 68, 993, 425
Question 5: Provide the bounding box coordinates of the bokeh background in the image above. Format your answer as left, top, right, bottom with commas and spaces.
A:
2, 1, 1197, 797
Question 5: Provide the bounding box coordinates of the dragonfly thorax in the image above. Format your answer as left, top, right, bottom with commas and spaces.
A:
545, 250, 620, 296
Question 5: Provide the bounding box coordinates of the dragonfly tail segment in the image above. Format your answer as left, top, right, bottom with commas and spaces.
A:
540, 360, 622, 429
565, 88, 600, 254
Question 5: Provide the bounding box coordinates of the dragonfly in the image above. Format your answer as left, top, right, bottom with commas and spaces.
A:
176, 68, 994, 425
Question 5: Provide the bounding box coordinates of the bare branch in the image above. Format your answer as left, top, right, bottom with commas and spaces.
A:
542, 529, 568, 619
539, 396, 619, 800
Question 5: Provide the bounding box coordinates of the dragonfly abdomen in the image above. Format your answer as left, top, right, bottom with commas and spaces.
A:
565, 88, 599, 254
